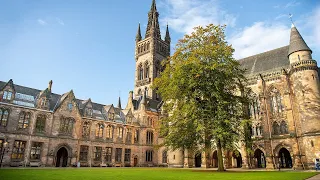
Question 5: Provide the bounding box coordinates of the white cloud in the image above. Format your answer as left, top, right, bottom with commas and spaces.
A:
285, 1, 300, 8
37, 19, 47, 25
56, 18, 64, 25
160, 0, 236, 34
228, 22, 290, 59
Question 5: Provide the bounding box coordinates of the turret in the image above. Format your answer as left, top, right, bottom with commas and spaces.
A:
136, 23, 142, 42
165, 23, 171, 43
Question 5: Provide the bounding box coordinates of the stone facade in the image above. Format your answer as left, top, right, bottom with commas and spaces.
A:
0, 0, 319, 170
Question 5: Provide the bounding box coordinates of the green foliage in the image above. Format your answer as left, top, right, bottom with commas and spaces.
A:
152, 24, 250, 171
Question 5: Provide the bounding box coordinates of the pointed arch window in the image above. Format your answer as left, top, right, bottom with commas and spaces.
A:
82, 121, 90, 138
126, 128, 132, 144
162, 150, 167, 163
249, 94, 260, 120
18, 111, 30, 129
280, 121, 288, 134
134, 129, 139, 143
138, 64, 144, 80
96, 123, 104, 139
0, 108, 9, 127
145, 62, 150, 79
269, 88, 283, 116
35, 114, 46, 133
106, 125, 113, 139
272, 121, 280, 135
59, 117, 74, 136
117, 127, 123, 139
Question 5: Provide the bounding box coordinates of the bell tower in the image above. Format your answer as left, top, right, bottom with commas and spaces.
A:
134, 0, 170, 100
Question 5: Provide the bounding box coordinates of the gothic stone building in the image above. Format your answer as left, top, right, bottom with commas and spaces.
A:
1, 0, 320, 169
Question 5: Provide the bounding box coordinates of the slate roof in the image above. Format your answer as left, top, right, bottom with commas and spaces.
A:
288, 26, 312, 56
238, 46, 290, 75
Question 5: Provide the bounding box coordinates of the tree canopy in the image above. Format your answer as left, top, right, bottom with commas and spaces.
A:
152, 24, 249, 171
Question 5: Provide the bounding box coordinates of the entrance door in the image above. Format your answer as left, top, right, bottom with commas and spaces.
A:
56, 147, 68, 167
134, 156, 138, 167
232, 151, 242, 168
212, 151, 218, 168
279, 148, 292, 168
254, 149, 266, 168
195, 153, 202, 168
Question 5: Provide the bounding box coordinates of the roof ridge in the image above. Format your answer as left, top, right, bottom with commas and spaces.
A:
238, 45, 289, 61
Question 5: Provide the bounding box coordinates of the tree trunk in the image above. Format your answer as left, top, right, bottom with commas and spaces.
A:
217, 139, 225, 171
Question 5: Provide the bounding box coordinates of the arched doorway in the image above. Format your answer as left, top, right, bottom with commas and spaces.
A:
232, 151, 242, 168
56, 147, 68, 167
134, 156, 138, 167
212, 151, 218, 168
195, 153, 202, 168
278, 148, 292, 168
254, 149, 266, 168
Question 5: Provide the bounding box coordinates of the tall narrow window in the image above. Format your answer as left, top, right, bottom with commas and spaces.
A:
108, 112, 115, 120
162, 151, 167, 163
0, 109, 9, 127
146, 131, 154, 145
94, 147, 102, 161
35, 114, 46, 133
273, 122, 280, 135
79, 145, 89, 161
67, 103, 73, 111
124, 149, 131, 163
118, 127, 123, 139
280, 121, 288, 134
106, 125, 113, 139
145, 62, 149, 79
134, 129, 139, 143
30, 142, 42, 160
11, 140, 26, 161
138, 64, 144, 80
18, 112, 30, 129
116, 148, 122, 162
145, 150, 153, 162
82, 122, 90, 138
269, 88, 283, 116
96, 123, 104, 139
126, 128, 132, 144
105, 147, 112, 163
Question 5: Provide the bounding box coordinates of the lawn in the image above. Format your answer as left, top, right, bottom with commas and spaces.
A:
0, 168, 318, 180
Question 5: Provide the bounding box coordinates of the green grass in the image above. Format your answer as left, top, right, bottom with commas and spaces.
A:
0, 168, 318, 180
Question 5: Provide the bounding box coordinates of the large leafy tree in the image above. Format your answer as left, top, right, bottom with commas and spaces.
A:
153, 24, 249, 171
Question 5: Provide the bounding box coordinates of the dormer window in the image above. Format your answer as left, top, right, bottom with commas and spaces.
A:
108, 112, 115, 120
67, 103, 73, 111
85, 108, 93, 117
3, 91, 13, 100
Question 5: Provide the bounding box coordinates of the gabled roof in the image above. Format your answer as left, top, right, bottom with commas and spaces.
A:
238, 46, 290, 75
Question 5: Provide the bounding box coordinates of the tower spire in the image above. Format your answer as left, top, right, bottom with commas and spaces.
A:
145, 0, 161, 38
136, 23, 142, 42
117, 96, 122, 109
165, 23, 171, 43
288, 25, 312, 57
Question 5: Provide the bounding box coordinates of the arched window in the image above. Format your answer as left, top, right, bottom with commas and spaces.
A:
138, 64, 143, 80
0, 109, 9, 127
96, 123, 104, 139
59, 117, 74, 135
145, 87, 148, 97
249, 95, 260, 120
272, 121, 280, 135
82, 121, 90, 138
117, 127, 123, 139
162, 151, 167, 163
106, 125, 113, 139
256, 124, 262, 136
145, 62, 150, 79
134, 129, 139, 143
146, 131, 153, 145
269, 87, 283, 116
126, 128, 132, 143
35, 114, 46, 133
18, 111, 30, 129
280, 121, 288, 134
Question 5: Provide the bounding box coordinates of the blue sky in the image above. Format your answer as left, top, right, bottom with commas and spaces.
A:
0, 0, 319, 106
